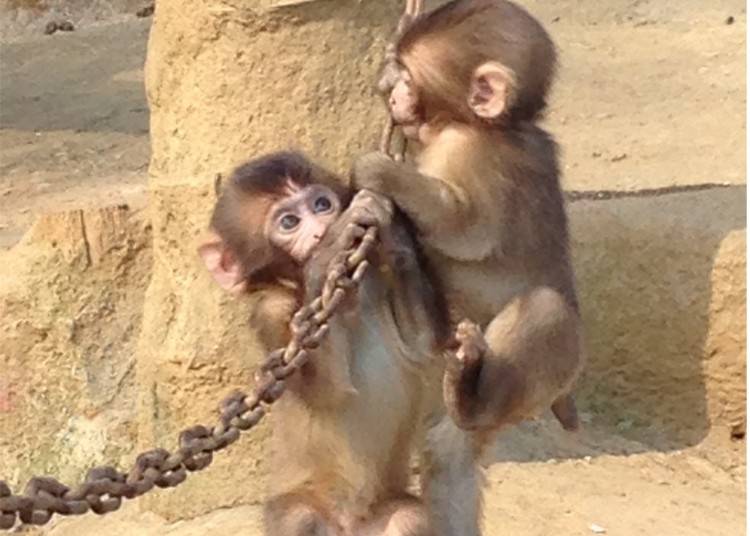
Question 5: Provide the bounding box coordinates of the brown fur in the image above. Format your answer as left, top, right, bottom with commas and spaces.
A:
398, 0, 556, 125
201, 152, 482, 535
208, 151, 350, 289
352, 0, 584, 446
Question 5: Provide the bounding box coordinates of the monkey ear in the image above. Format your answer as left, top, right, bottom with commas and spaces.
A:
198, 234, 247, 294
468, 61, 513, 120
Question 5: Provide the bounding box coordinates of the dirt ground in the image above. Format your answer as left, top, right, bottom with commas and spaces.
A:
0, 0, 746, 534
0, 3, 151, 248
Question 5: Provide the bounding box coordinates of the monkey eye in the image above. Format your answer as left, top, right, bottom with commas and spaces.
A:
279, 213, 301, 231
313, 196, 333, 213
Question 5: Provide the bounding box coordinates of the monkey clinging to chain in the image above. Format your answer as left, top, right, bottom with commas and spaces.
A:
199, 151, 466, 535
352, 0, 585, 437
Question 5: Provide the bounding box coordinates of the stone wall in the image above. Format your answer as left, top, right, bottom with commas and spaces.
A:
0, 205, 151, 492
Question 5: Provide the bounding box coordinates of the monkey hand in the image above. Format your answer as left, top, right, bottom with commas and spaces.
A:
443, 320, 524, 432
351, 152, 398, 194
346, 189, 394, 230
331, 190, 394, 257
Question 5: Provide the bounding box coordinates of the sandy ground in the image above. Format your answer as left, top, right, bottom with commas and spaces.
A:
17, 419, 741, 536
0, 0, 746, 534
0, 10, 151, 248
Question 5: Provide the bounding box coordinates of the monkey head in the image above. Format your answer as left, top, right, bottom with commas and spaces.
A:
199, 151, 347, 294
387, 0, 557, 136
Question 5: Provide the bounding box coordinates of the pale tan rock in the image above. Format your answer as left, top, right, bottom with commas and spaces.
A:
570, 186, 745, 445
0, 204, 151, 494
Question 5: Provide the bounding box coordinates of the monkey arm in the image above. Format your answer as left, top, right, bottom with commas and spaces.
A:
249, 285, 298, 351
377, 214, 450, 357
352, 153, 483, 250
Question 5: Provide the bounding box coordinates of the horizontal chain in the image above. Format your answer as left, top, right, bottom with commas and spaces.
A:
0, 225, 377, 531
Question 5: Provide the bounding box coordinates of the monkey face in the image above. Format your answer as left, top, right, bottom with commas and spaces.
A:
389, 70, 422, 138
267, 183, 341, 264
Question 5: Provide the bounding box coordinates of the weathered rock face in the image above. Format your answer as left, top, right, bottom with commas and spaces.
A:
0, 205, 151, 492
138, 0, 403, 519
570, 186, 746, 447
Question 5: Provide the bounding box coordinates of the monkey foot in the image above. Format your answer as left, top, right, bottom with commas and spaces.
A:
444, 320, 488, 431
454, 320, 487, 366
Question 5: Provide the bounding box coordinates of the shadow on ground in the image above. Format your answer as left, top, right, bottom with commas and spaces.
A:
489, 185, 746, 464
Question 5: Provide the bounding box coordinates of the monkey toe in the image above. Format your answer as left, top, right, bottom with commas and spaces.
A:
454, 320, 486, 365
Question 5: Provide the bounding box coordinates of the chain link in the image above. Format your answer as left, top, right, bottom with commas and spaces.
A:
0, 225, 378, 531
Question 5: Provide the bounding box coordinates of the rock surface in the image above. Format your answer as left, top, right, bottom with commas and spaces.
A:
0, 205, 151, 491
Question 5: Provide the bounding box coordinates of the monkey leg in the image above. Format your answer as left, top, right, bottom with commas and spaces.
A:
420, 414, 484, 536
356, 496, 433, 536
264, 493, 343, 536
443, 286, 583, 433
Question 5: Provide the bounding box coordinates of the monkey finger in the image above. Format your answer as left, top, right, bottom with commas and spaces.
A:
353, 183, 393, 208
338, 222, 367, 249
351, 192, 394, 227
344, 222, 367, 237
347, 207, 379, 228
454, 320, 488, 365
347, 239, 373, 266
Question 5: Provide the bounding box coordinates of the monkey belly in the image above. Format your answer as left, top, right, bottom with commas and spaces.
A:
341, 303, 425, 480
437, 258, 529, 327
270, 285, 426, 522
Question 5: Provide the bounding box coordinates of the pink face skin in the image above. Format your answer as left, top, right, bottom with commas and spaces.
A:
389, 69, 423, 140
266, 182, 341, 263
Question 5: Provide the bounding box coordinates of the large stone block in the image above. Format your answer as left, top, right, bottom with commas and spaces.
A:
0, 204, 151, 492
570, 186, 746, 446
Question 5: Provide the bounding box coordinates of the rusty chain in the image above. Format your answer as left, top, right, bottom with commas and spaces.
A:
0, 226, 377, 531
0, 0, 422, 530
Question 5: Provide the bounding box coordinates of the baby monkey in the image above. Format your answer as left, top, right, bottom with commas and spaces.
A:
200, 152, 449, 535
353, 0, 584, 435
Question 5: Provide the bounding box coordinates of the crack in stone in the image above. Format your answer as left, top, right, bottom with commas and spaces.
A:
566, 183, 739, 202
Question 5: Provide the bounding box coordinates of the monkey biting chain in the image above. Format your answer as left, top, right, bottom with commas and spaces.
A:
0, 1, 419, 530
